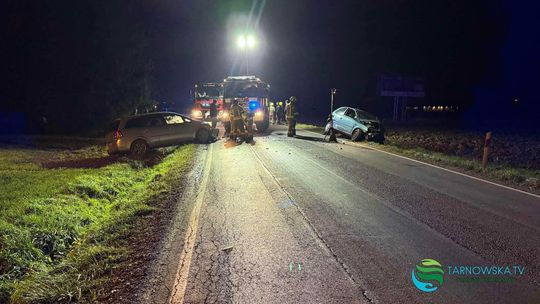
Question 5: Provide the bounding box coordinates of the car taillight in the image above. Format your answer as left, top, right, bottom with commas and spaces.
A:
114, 130, 123, 140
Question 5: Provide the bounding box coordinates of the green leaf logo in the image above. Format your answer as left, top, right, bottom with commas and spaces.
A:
411, 258, 444, 292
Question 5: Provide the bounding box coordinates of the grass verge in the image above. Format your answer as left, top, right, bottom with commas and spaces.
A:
370, 144, 540, 190
297, 123, 540, 192
296, 123, 324, 134
0, 144, 196, 303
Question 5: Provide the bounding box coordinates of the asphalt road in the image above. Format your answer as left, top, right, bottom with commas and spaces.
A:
168, 125, 540, 304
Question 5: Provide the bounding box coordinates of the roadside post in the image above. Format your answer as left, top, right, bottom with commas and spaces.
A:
482, 131, 493, 171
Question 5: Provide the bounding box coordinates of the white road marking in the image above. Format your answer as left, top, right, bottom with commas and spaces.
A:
300, 129, 540, 199
169, 144, 213, 304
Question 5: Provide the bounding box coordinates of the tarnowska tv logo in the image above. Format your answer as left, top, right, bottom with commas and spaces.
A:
411, 258, 444, 292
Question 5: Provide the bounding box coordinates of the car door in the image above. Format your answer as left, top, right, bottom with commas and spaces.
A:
341, 108, 357, 135
162, 113, 190, 144
143, 114, 168, 146
332, 107, 347, 132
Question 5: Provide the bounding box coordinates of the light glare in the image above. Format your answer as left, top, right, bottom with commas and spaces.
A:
237, 34, 256, 49
247, 35, 256, 48
237, 35, 246, 49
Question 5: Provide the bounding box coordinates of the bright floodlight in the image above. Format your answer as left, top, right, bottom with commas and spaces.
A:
247, 35, 256, 48
237, 34, 256, 49
237, 35, 247, 49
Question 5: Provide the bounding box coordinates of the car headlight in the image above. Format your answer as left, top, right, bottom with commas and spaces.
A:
191, 110, 203, 118
221, 111, 229, 119
254, 110, 263, 118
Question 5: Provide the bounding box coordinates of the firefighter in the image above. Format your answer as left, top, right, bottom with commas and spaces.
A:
241, 97, 254, 142
269, 102, 276, 124
244, 112, 254, 142
209, 99, 218, 129
286, 96, 298, 137
229, 99, 245, 140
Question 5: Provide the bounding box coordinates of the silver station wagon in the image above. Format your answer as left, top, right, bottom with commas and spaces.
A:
106, 112, 212, 156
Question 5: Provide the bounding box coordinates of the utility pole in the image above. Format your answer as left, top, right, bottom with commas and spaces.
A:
331, 88, 337, 113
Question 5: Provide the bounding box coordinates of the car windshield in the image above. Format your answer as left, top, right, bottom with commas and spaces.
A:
223, 82, 268, 98
356, 109, 378, 121
195, 87, 221, 99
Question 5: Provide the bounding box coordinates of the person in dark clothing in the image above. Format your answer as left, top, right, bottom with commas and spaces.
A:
276, 102, 284, 124
209, 99, 218, 129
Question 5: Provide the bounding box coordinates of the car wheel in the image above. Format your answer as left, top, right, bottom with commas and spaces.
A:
255, 119, 269, 132
130, 139, 149, 159
351, 128, 363, 141
196, 128, 211, 143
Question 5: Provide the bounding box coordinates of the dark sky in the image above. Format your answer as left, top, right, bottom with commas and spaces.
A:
4, 0, 539, 125
149, 0, 506, 115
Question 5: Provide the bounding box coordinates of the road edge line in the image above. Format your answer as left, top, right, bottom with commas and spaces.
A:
300, 129, 540, 199
169, 144, 213, 304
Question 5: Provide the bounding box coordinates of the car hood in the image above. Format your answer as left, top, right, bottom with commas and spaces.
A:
357, 118, 380, 124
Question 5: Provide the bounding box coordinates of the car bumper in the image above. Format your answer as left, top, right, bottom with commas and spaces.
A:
106, 139, 131, 154
366, 131, 384, 142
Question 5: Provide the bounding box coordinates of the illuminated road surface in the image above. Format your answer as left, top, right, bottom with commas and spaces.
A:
158, 125, 540, 303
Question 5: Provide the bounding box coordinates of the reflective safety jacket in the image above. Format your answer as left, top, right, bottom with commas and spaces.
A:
286, 101, 298, 119
230, 104, 245, 121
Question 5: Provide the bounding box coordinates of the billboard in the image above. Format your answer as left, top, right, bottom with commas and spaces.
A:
378, 75, 425, 98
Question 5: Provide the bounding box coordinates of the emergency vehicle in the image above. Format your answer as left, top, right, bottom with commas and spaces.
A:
221, 76, 270, 133
191, 82, 223, 120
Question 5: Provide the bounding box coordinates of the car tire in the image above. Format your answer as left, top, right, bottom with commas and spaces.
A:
196, 128, 211, 143
256, 119, 269, 132
130, 139, 149, 159
351, 128, 364, 141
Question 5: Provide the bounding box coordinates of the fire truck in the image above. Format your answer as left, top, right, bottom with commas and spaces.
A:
191, 82, 223, 120
220, 76, 270, 133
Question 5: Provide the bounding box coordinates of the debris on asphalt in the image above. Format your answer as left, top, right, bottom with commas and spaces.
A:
221, 245, 234, 253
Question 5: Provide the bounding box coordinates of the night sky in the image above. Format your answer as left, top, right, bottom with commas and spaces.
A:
4, 0, 540, 131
